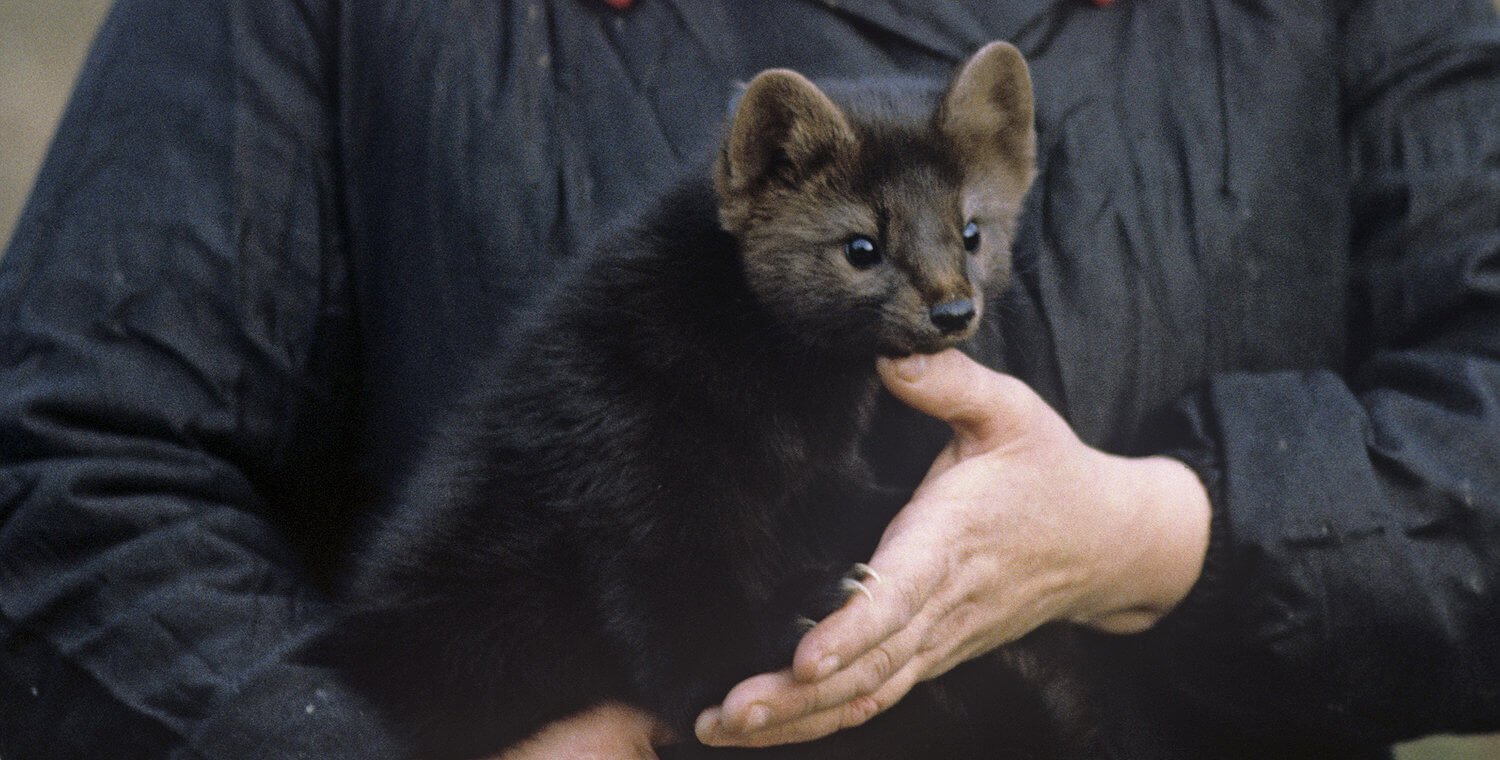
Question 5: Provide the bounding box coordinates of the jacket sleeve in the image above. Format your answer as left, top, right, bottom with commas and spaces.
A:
0, 0, 399, 757
1146, 0, 1500, 745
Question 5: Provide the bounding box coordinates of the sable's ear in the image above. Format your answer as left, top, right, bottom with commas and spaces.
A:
717, 69, 854, 196
938, 41, 1036, 184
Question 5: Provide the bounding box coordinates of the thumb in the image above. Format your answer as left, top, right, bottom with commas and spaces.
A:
876, 349, 1033, 446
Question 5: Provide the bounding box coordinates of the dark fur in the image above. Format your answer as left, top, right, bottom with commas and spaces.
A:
319, 43, 1097, 760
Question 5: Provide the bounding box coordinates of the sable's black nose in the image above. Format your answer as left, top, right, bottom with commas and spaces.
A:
929, 298, 976, 333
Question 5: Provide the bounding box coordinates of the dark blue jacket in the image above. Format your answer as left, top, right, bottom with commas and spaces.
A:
3, 1, 1499, 757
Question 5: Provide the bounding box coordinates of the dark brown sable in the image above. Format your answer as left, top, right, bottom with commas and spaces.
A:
316, 42, 1096, 760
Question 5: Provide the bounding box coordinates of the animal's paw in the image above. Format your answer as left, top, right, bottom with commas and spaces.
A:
841, 562, 881, 602
753, 563, 885, 672
796, 562, 881, 628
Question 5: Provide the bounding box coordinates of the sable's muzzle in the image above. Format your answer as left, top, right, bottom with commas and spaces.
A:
930, 298, 977, 333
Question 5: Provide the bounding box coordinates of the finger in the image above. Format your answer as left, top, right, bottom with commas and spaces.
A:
728, 606, 1006, 749
712, 669, 798, 732
876, 349, 1035, 447
721, 609, 936, 733
699, 694, 881, 748
703, 659, 926, 748
791, 551, 943, 682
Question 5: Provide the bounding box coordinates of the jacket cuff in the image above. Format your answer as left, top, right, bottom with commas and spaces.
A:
1142, 389, 1234, 644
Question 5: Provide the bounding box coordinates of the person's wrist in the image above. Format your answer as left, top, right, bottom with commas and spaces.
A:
1134, 455, 1212, 617
1069, 454, 1212, 634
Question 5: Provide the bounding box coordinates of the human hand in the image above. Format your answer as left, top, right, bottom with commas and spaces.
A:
492, 701, 676, 760
695, 349, 1210, 748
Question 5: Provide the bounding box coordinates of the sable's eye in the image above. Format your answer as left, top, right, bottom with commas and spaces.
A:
845, 235, 881, 269
962, 221, 981, 253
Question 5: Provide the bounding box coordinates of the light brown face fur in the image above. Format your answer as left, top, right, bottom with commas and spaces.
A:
714, 42, 1036, 358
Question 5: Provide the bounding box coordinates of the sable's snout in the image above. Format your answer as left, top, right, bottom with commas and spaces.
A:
929, 298, 976, 334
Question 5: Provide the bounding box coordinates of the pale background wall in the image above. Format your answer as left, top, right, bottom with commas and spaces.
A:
0, 1, 110, 251
1, 3, 1498, 758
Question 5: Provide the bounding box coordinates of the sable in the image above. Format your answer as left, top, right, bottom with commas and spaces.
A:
318, 41, 1094, 760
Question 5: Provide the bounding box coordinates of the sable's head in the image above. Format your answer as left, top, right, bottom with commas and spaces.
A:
714, 42, 1036, 357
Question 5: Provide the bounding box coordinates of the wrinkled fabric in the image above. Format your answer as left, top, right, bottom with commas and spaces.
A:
1, 1, 1498, 758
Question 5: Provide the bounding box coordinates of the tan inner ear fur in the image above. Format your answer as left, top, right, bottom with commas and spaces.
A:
715, 68, 856, 230
938, 40, 1037, 195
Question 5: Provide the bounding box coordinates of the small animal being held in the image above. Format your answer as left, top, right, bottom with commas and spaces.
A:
322, 41, 1095, 760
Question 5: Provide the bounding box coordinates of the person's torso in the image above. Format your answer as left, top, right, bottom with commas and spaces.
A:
341, 0, 1350, 472
339, 5, 1359, 754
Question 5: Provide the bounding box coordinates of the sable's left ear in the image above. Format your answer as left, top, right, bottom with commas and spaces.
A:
938, 41, 1036, 185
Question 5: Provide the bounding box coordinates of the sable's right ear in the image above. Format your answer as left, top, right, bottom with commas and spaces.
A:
716, 70, 854, 197
938, 41, 1036, 186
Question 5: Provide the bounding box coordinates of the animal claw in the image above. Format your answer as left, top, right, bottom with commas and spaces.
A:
840, 577, 875, 603
852, 562, 881, 585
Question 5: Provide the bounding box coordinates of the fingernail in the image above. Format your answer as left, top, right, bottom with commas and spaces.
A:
746, 704, 771, 730
815, 654, 841, 679
894, 354, 927, 382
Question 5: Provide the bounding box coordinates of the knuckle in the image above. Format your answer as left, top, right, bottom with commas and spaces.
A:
794, 688, 817, 716
840, 695, 883, 730
889, 575, 929, 620
992, 373, 1042, 412
941, 598, 978, 640
863, 644, 898, 686
989, 372, 1030, 401
801, 681, 835, 715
